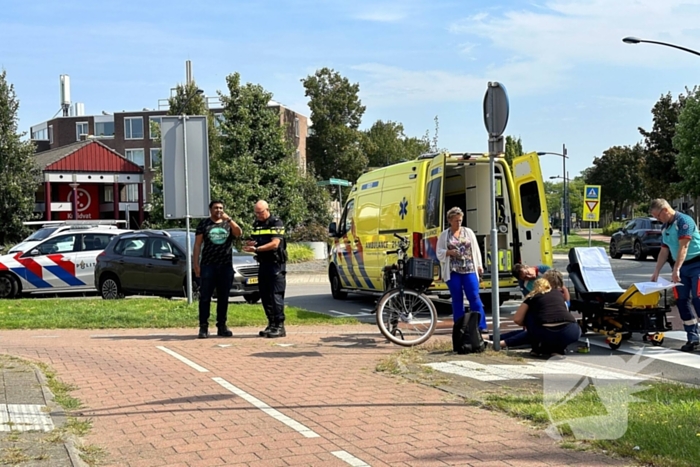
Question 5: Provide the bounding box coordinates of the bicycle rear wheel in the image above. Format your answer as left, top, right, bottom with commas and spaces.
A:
376, 288, 437, 346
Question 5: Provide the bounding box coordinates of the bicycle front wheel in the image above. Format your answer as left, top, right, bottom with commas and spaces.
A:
376, 288, 437, 346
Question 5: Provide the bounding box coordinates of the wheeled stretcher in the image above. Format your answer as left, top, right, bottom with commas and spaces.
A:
566, 247, 672, 350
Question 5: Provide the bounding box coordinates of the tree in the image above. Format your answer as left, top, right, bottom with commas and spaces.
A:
363, 120, 430, 168
584, 145, 645, 219
302, 68, 368, 183
0, 70, 41, 245
673, 87, 700, 198
504, 135, 523, 169
639, 92, 687, 199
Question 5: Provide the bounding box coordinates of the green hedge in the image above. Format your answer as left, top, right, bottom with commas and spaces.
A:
287, 243, 315, 263
602, 221, 624, 236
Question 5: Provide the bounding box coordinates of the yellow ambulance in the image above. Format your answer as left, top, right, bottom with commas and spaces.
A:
327, 151, 553, 307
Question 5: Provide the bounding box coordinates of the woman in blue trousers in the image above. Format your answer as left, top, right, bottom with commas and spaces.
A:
436, 207, 487, 331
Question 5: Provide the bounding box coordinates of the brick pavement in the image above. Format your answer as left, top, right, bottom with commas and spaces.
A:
0, 326, 634, 467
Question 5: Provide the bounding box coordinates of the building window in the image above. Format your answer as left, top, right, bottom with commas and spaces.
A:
149, 116, 162, 139
49, 125, 53, 144
150, 148, 161, 167
294, 117, 299, 138
32, 128, 48, 140
125, 149, 145, 168
126, 185, 139, 202
124, 117, 144, 139
76, 122, 89, 141
151, 183, 161, 195
95, 121, 114, 137
104, 185, 113, 203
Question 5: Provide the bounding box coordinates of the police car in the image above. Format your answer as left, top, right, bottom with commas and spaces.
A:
0, 226, 131, 299
8, 220, 126, 254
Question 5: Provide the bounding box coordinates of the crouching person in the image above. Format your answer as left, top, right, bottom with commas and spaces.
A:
501, 277, 580, 356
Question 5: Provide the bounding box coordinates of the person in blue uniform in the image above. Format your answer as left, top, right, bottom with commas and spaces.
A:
243, 200, 288, 338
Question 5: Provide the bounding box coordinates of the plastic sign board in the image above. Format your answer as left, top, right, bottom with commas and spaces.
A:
329, 178, 352, 187
583, 184, 601, 222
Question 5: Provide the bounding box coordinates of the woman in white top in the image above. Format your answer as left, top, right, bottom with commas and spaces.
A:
436, 207, 487, 331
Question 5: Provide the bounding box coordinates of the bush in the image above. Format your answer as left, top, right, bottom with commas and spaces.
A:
602, 221, 624, 236
287, 243, 315, 263
288, 221, 329, 242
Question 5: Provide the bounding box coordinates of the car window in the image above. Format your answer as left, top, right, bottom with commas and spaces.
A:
82, 234, 114, 251
624, 220, 636, 230
148, 238, 174, 259
650, 220, 663, 230
114, 238, 147, 257
34, 234, 77, 255
26, 227, 59, 241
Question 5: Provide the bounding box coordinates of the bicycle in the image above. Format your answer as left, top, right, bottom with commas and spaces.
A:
375, 233, 438, 346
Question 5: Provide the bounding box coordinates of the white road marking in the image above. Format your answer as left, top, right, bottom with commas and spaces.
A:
361, 308, 374, 312
331, 450, 371, 466
212, 377, 320, 438
328, 309, 374, 317
0, 404, 54, 432
586, 335, 700, 370
328, 309, 352, 316
156, 346, 209, 373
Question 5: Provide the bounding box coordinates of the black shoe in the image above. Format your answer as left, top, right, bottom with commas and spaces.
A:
267, 324, 286, 338
198, 327, 209, 339
680, 341, 699, 352
217, 327, 233, 337
258, 324, 272, 337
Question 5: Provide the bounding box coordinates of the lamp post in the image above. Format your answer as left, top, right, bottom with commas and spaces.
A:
537, 144, 569, 245
622, 37, 700, 57
176, 87, 204, 305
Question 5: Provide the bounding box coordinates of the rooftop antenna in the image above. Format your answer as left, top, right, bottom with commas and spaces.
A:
185, 60, 192, 85
60, 75, 71, 117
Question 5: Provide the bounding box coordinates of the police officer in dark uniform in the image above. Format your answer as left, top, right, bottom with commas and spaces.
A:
243, 200, 287, 338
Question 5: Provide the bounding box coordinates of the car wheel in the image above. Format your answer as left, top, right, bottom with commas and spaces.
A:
244, 292, 260, 304
0, 273, 18, 299
634, 242, 647, 261
100, 275, 123, 300
329, 266, 348, 300
609, 240, 622, 259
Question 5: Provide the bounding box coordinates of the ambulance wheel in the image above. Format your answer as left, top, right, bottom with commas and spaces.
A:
0, 273, 18, 299
329, 267, 347, 300
100, 275, 123, 300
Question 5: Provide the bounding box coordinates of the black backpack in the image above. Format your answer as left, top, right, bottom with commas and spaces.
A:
452, 312, 486, 354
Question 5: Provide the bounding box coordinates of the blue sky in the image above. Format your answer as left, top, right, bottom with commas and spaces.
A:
2, 0, 700, 182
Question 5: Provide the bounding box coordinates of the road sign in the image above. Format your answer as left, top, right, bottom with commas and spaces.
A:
583, 184, 601, 222
329, 178, 352, 187
483, 82, 509, 138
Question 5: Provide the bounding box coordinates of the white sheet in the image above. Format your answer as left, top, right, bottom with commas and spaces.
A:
633, 277, 679, 295
574, 247, 625, 293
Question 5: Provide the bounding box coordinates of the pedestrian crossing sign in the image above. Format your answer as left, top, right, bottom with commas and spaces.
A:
583, 185, 601, 222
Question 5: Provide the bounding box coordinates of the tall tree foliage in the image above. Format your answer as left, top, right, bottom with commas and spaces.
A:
584, 145, 645, 218
302, 68, 367, 183
639, 92, 686, 199
504, 135, 523, 169
363, 120, 430, 167
673, 87, 700, 198
0, 70, 40, 245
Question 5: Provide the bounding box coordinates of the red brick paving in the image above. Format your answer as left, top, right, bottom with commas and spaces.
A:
0, 325, 634, 466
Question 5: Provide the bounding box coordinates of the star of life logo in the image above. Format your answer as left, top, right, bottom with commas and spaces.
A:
542, 350, 653, 441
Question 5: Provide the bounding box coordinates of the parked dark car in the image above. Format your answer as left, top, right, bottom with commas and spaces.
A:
94, 230, 260, 302
609, 217, 663, 261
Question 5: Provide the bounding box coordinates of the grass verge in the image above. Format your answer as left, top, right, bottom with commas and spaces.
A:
553, 233, 607, 253
0, 298, 358, 329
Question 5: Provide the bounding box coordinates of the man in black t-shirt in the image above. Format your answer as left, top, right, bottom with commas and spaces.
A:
243, 200, 287, 338
194, 200, 242, 338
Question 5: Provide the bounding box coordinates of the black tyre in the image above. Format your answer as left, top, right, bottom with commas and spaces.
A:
633, 242, 646, 261
244, 292, 260, 304
609, 240, 622, 259
0, 273, 18, 299
100, 275, 123, 300
376, 289, 437, 346
329, 267, 347, 300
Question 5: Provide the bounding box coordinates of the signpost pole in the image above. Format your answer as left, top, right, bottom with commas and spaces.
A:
589, 223, 592, 247
182, 114, 194, 305
483, 81, 509, 352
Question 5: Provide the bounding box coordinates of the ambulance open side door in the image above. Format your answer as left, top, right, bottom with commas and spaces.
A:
423, 154, 446, 263
512, 152, 553, 267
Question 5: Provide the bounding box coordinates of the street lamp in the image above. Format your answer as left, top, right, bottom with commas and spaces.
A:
176, 87, 204, 305
537, 144, 569, 245
622, 37, 700, 57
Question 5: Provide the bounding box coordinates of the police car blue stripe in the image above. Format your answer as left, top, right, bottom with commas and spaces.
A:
44, 266, 85, 287
11, 267, 52, 289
